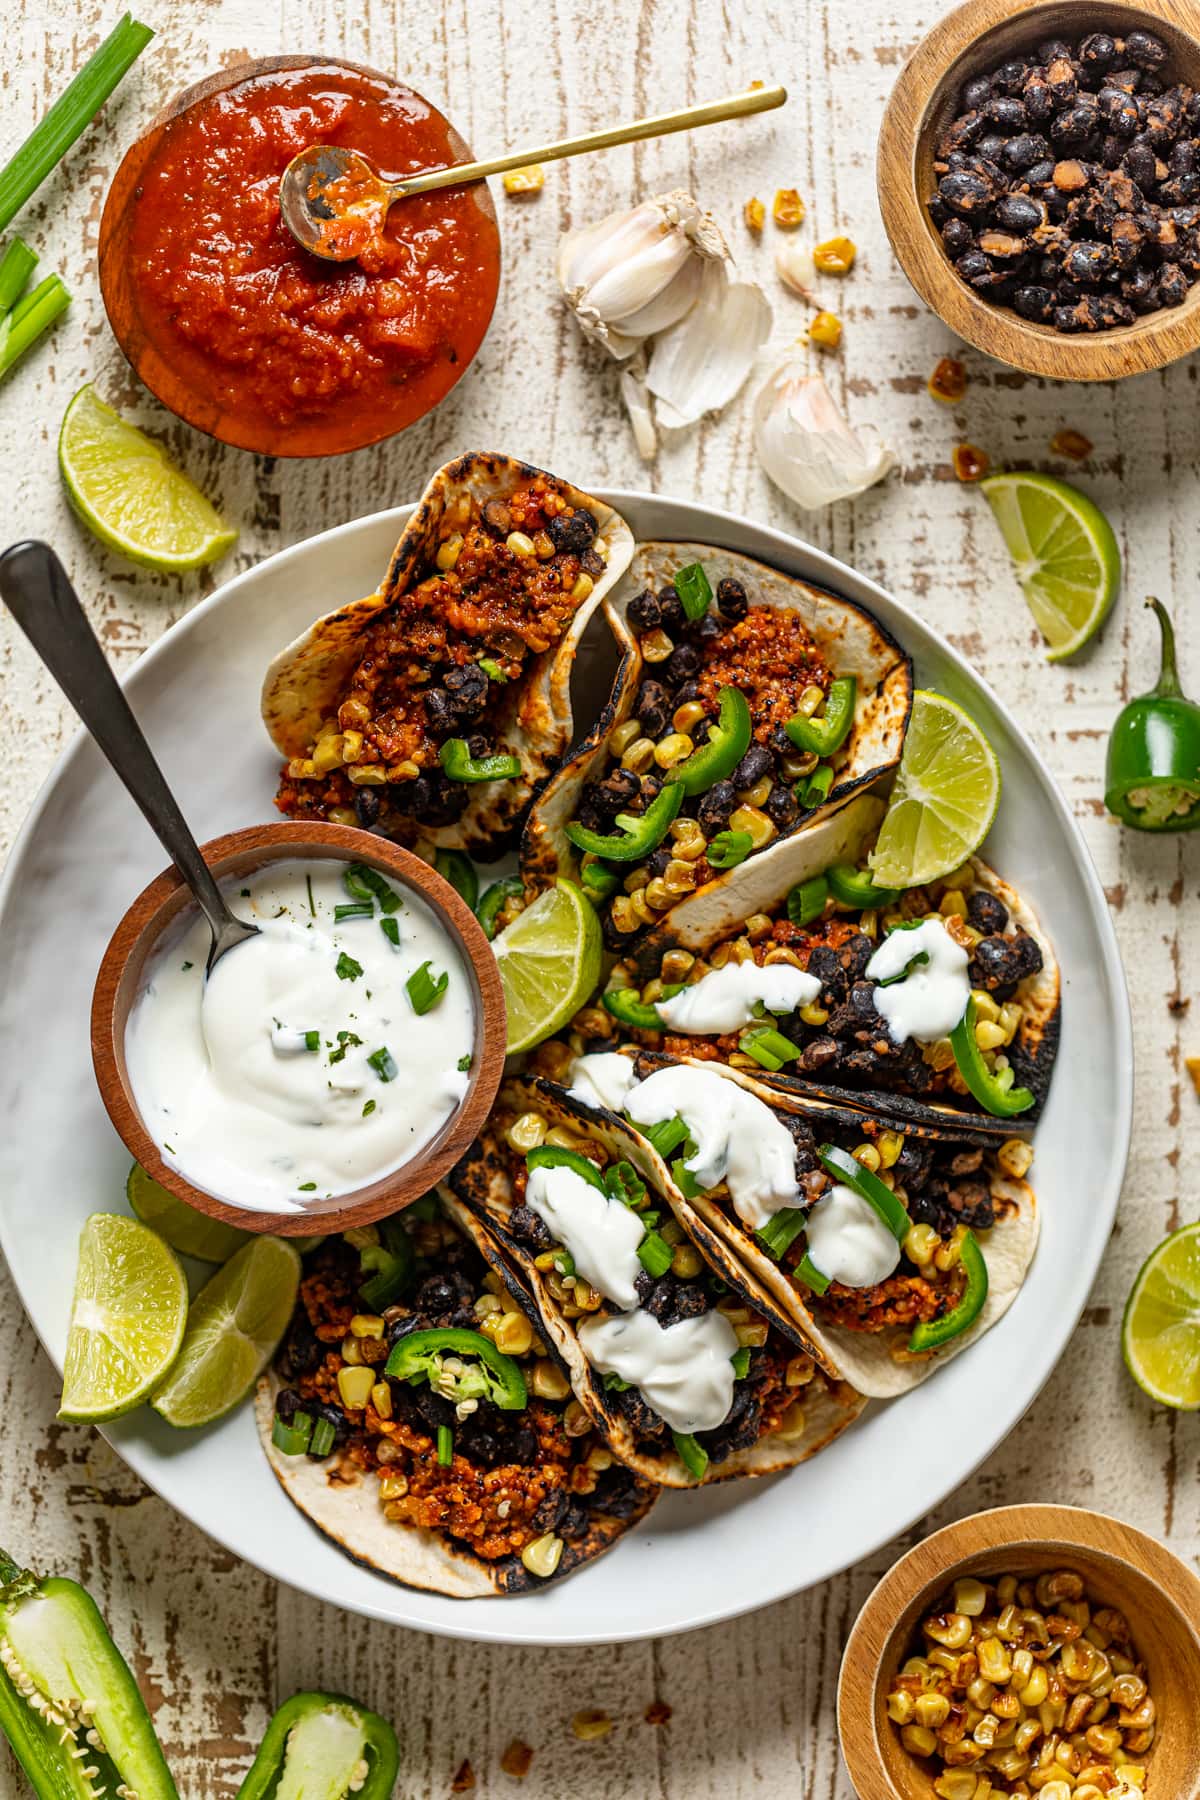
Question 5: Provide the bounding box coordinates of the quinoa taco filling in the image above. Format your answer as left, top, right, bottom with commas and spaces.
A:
453, 1086, 834, 1482
593, 864, 1047, 1110
567, 568, 848, 951
268, 1200, 652, 1587
275, 475, 608, 839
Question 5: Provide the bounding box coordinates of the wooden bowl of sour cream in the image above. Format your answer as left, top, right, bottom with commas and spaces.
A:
91, 822, 507, 1236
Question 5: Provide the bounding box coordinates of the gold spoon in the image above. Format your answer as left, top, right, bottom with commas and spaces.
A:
280, 85, 786, 262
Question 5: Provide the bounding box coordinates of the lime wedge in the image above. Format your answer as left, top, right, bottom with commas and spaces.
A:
151, 1236, 301, 1429
127, 1163, 252, 1263
59, 1214, 188, 1423
493, 878, 602, 1054
868, 690, 1001, 889
59, 384, 238, 572
980, 471, 1121, 662
1122, 1224, 1200, 1410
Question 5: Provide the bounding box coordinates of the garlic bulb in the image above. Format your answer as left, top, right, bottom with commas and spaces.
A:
753, 359, 896, 509
645, 260, 773, 429
775, 238, 816, 301
557, 192, 729, 360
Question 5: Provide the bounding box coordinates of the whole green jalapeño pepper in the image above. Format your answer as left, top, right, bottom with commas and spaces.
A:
564, 781, 684, 862
236, 1691, 400, 1800
669, 686, 752, 796
1105, 598, 1200, 832
949, 998, 1034, 1118
784, 675, 857, 757
0, 1547, 179, 1800
384, 1326, 527, 1410
440, 738, 522, 783
907, 1231, 989, 1353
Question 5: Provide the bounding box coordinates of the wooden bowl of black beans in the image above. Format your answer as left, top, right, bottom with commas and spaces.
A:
877, 0, 1200, 378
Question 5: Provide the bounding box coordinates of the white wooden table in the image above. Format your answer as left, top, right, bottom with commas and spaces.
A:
2, 1, 1198, 1793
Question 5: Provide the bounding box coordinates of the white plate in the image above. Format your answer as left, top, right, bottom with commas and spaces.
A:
0, 494, 1131, 1647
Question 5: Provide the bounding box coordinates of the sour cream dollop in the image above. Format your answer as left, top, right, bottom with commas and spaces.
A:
625, 1063, 799, 1230
805, 1183, 901, 1288
866, 918, 971, 1045
577, 1308, 739, 1433
124, 860, 474, 1213
567, 1051, 638, 1115
654, 961, 820, 1034
524, 1162, 644, 1310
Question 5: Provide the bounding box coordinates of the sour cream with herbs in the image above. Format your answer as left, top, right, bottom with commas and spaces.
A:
577, 1308, 739, 1433
125, 860, 474, 1213
654, 961, 820, 1034
804, 1183, 901, 1288
866, 918, 971, 1045
524, 1162, 644, 1309
567, 1051, 638, 1115
625, 1063, 799, 1230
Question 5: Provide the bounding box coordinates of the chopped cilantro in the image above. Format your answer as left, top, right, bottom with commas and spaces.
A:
336, 951, 363, 982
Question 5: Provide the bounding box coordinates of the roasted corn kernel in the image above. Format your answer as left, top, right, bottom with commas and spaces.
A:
808, 309, 842, 349
744, 195, 765, 233
773, 188, 805, 228
503, 164, 545, 196
813, 234, 856, 273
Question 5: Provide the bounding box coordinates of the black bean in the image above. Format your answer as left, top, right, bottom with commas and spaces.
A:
1161, 171, 1200, 205
1079, 32, 1117, 72
962, 74, 993, 110
407, 771, 468, 825
1159, 262, 1190, 305
1064, 240, 1114, 283
976, 133, 1008, 162
1023, 74, 1054, 123
1125, 29, 1167, 70
353, 787, 381, 829
715, 576, 749, 621
1001, 131, 1052, 172
732, 743, 775, 789
1037, 37, 1072, 64
1045, 57, 1078, 105
938, 110, 986, 158
966, 889, 1009, 933
984, 95, 1027, 132
1100, 133, 1126, 169
656, 587, 685, 632
443, 661, 489, 717
995, 191, 1044, 232
1110, 213, 1146, 267
940, 170, 995, 215
765, 784, 799, 829
978, 228, 1028, 260
547, 507, 598, 554
1169, 140, 1197, 177
664, 642, 701, 684
991, 58, 1029, 96
1013, 283, 1055, 320
626, 587, 661, 631
635, 679, 672, 738
696, 780, 738, 834
942, 216, 976, 256
1122, 138, 1157, 187
1025, 159, 1057, 186
1099, 86, 1140, 137
1052, 97, 1100, 143
928, 193, 950, 229
956, 249, 991, 283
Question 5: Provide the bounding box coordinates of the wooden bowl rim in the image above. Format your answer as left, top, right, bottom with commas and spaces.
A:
837, 1502, 1200, 1799
91, 821, 507, 1236
96, 54, 501, 457
876, 0, 1200, 380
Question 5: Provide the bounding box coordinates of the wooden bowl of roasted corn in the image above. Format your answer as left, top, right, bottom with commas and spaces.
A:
837, 1504, 1200, 1800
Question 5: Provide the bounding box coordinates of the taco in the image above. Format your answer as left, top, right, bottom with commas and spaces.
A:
264, 453, 634, 857
521, 541, 912, 948
446, 1075, 865, 1486
530, 1044, 1039, 1401
257, 1196, 657, 1597
572, 792, 1059, 1133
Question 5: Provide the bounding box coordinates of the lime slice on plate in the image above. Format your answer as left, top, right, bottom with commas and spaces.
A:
151, 1236, 301, 1429
127, 1163, 252, 1263
869, 690, 1001, 889
59, 383, 238, 572
1122, 1223, 1200, 1410
980, 471, 1121, 662
493, 877, 602, 1054
59, 1214, 188, 1423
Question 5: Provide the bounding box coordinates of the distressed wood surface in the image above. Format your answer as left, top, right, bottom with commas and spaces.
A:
2, 0, 1198, 1795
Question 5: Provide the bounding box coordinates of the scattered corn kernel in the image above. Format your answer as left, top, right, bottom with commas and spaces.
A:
773, 188, 805, 228
655, 732, 694, 769
503, 164, 545, 197
520, 1534, 563, 1579
929, 356, 967, 403
571, 1710, 612, 1741
506, 531, 536, 557
1050, 427, 1092, 460
745, 195, 766, 233
808, 309, 842, 349
506, 1112, 547, 1153
1185, 1053, 1200, 1099
953, 443, 990, 482
813, 234, 856, 273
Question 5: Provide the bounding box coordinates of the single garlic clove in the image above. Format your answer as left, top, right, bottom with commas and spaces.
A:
775, 238, 817, 301
753, 360, 896, 508
645, 261, 773, 429
619, 361, 658, 462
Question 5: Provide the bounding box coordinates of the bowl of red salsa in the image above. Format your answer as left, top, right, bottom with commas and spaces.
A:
98, 57, 502, 456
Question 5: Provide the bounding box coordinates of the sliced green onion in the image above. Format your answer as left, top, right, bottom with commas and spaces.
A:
380, 916, 401, 949
271, 1410, 313, 1456
0, 237, 36, 315
797, 1253, 830, 1295
308, 1415, 337, 1457
738, 1025, 802, 1071
800, 764, 835, 809
787, 874, 829, 928
755, 1208, 807, 1261
0, 15, 154, 235
435, 849, 478, 911
303, 1029, 320, 1053
334, 901, 373, 922
368, 1047, 398, 1083
604, 1160, 647, 1209
335, 951, 363, 982
457, 1053, 472, 1073
346, 861, 402, 913
707, 829, 753, 870
730, 1347, 752, 1380
478, 656, 508, 682
877, 949, 930, 988
306, 873, 317, 916
297, 1182, 317, 1193
671, 1430, 709, 1480
673, 562, 713, 622
437, 1424, 454, 1466
670, 1155, 702, 1200
362, 1100, 377, 1117
407, 961, 448, 1015
637, 1230, 674, 1278
603, 1372, 632, 1392
640, 1115, 690, 1160
0, 274, 69, 381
